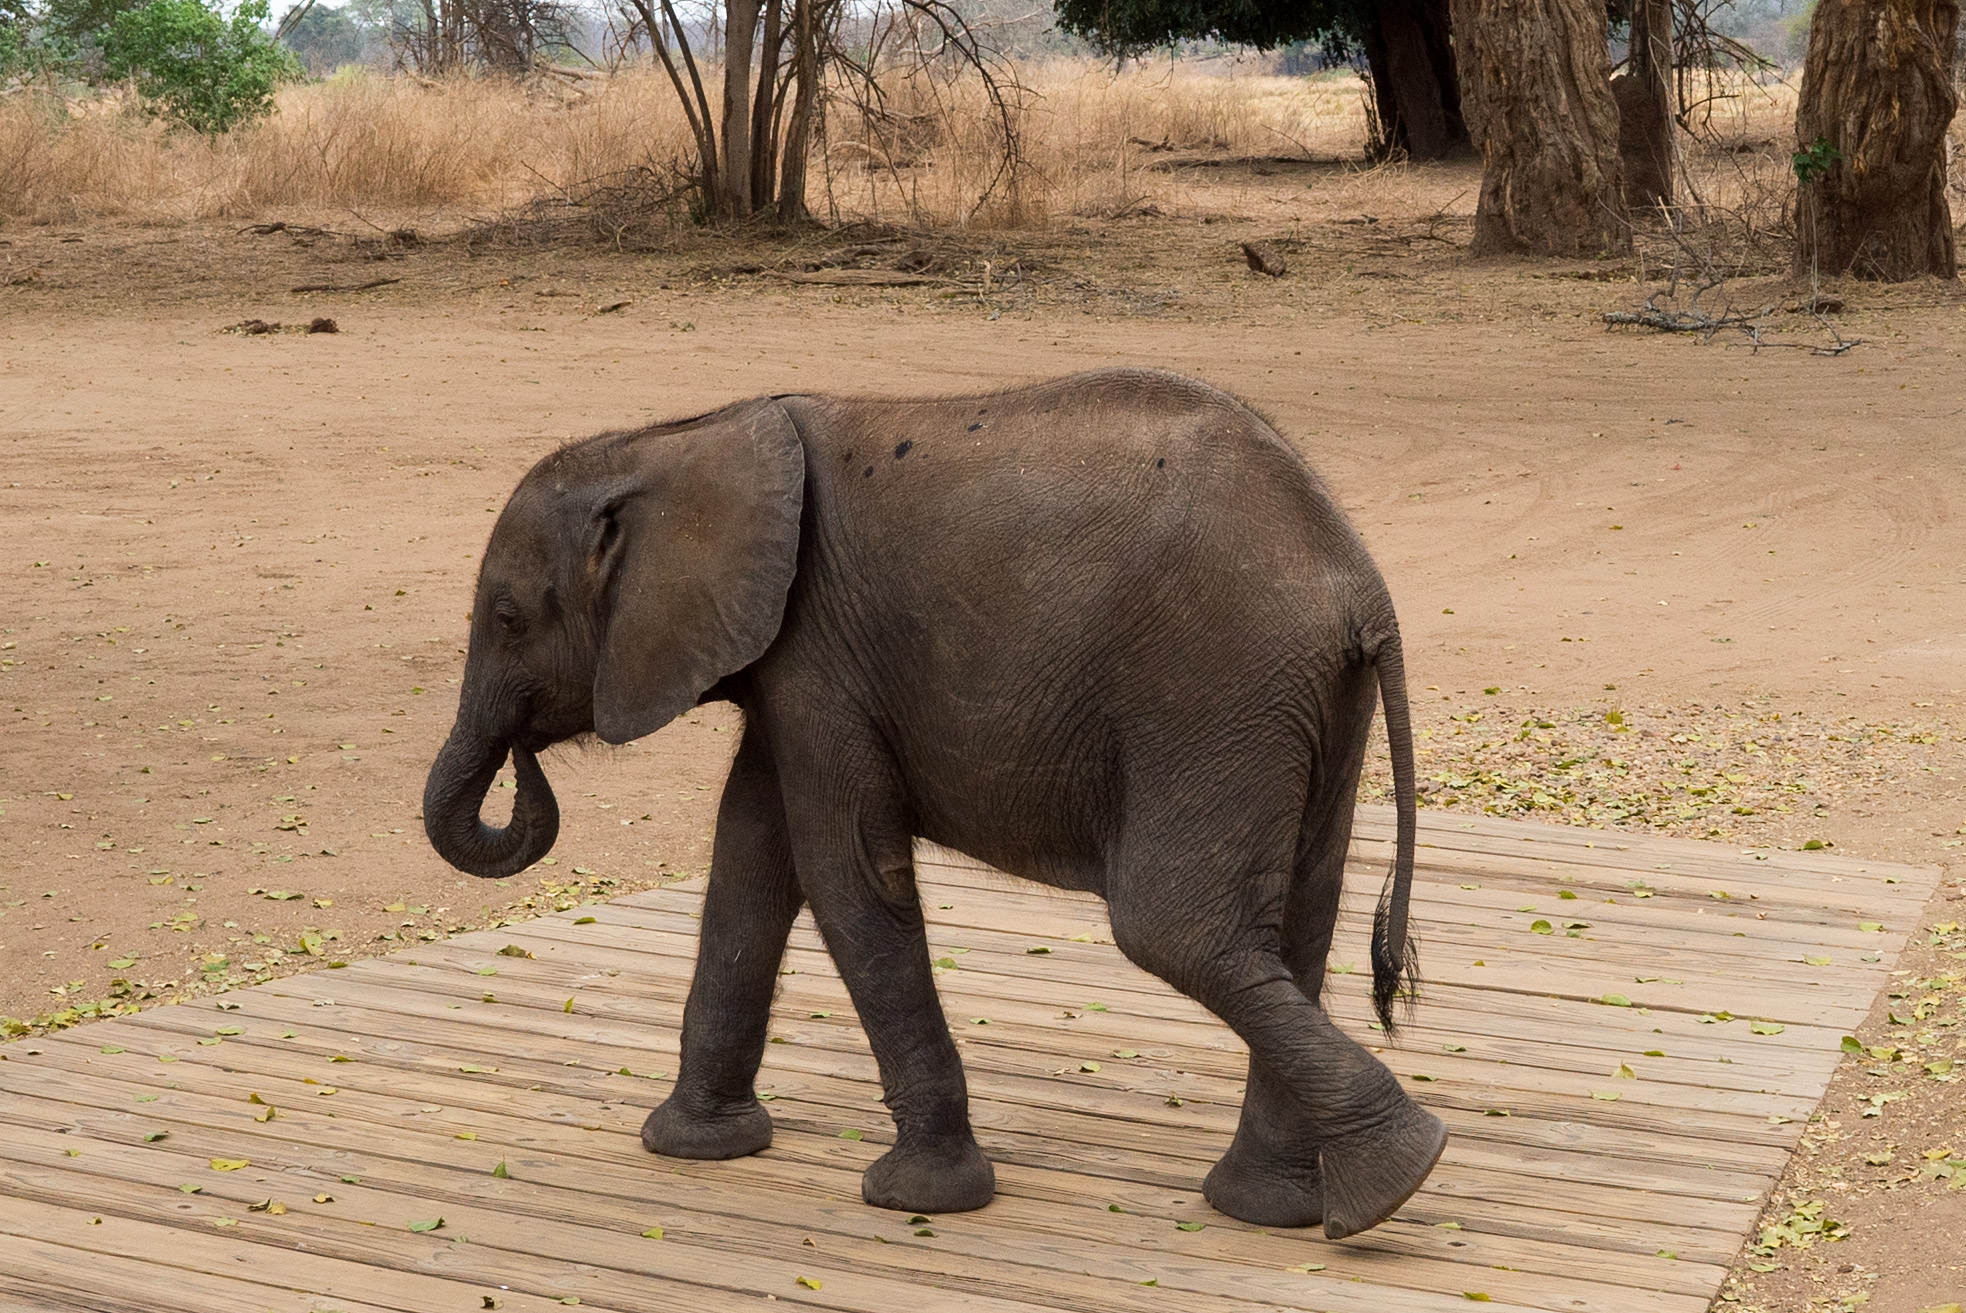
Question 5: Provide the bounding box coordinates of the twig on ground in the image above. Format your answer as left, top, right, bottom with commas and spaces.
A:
289, 277, 402, 294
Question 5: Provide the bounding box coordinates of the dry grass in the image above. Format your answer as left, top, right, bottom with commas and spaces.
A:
0, 60, 1367, 230
0, 69, 697, 225
816, 60, 1366, 227
3, 59, 1957, 240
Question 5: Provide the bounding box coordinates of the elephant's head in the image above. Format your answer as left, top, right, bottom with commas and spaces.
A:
423, 400, 805, 878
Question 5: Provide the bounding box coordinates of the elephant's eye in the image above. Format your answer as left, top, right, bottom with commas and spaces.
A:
494, 598, 526, 635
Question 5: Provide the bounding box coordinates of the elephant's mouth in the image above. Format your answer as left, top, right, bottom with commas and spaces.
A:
422, 731, 561, 879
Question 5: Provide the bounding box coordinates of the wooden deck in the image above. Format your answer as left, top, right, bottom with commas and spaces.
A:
0, 808, 1941, 1313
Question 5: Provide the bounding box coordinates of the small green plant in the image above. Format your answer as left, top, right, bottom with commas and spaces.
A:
1792, 135, 1842, 186
102, 0, 295, 136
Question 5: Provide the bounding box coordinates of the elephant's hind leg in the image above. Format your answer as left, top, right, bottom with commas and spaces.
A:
1200, 854, 1342, 1229
1205, 698, 1370, 1228
1108, 798, 1443, 1240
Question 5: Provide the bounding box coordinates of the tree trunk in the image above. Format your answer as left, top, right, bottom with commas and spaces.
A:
1792, 0, 1959, 280
1452, 0, 1629, 256
720, 0, 763, 217
1611, 0, 1674, 209
749, 0, 784, 211
776, 0, 817, 223
1359, 0, 1468, 161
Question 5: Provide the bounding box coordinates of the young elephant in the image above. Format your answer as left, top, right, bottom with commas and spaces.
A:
423, 368, 1444, 1239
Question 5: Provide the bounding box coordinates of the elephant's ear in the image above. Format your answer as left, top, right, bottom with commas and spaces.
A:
590, 399, 805, 744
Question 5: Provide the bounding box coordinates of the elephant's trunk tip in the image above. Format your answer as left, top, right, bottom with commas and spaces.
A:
423, 732, 560, 879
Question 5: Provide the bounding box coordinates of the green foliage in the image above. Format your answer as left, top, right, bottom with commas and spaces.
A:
102, 0, 296, 134
1052, 0, 1371, 57
44, 0, 144, 43
277, 1, 365, 75
1792, 134, 1841, 186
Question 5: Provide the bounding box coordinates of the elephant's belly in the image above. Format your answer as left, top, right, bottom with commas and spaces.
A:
899, 738, 1118, 897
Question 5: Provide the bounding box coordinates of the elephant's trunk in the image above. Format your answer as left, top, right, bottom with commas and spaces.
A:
422, 731, 560, 878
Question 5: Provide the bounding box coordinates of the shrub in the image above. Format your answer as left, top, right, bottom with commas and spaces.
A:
102, 0, 296, 135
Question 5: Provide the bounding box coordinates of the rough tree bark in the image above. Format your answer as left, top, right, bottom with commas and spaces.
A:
1359, 0, 1469, 161
1792, 0, 1959, 280
775, 0, 818, 222
1610, 0, 1674, 208
720, 0, 763, 218
749, 0, 785, 211
1452, 0, 1629, 255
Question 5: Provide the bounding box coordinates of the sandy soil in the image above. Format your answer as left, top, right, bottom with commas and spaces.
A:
3, 159, 1965, 1310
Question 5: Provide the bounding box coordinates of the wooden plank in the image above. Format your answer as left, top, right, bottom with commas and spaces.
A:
21, 1016, 1778, 1221
92, 982, 1801, 1187
1348, 820, 1940, 910
1350, 806, 1938, 884
0, 1125, 1074, 1313
216, 963, 1819, 1152
905, 855, 1913, 954
511, 906, 1869, 1059
0, 809, 1936, 1313
0, 1195, 636, 1313
0, 1094, 1582, 1313
0, 1055, 1715, 1312
377, 931, 1846, 1099
0, 1232, 415, 1313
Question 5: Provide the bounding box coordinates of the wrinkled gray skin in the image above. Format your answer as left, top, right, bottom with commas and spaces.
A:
424, 369, 1443, 1239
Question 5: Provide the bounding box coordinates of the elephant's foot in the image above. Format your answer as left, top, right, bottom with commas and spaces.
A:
1203, 1135, 1324, 1229
862, 1134, 996, 1213
640, 1092, 773, 1160
1316, 1097, 1447, 1240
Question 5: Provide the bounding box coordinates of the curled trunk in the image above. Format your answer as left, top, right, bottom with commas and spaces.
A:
423, 733, 560, 878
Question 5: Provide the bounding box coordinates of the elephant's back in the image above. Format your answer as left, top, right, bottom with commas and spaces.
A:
781, 369, 1382, 621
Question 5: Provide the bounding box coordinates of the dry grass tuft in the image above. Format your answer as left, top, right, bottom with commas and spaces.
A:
1, 69, 697, 225
1, 60, 1367, 231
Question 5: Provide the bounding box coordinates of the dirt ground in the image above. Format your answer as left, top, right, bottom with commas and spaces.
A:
4, 157, 1966, 1311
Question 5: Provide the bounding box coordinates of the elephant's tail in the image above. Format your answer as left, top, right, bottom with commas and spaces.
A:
1366, 621, 1419, 1036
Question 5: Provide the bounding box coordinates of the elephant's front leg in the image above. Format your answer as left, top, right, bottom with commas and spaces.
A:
782, 772, 995, 1213
641, 731, 803, 1161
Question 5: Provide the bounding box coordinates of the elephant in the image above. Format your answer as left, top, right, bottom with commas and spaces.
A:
422, 368, 1444, 1240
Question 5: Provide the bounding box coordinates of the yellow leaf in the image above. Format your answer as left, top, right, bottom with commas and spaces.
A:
209, 1158, 250, 1172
